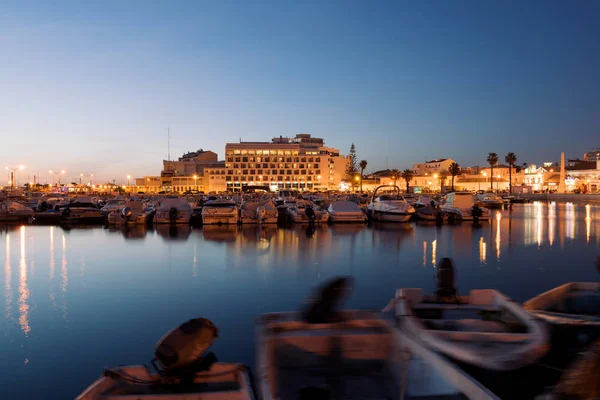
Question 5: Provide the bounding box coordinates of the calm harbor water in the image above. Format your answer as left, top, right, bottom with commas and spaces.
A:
1, 202, 599, 399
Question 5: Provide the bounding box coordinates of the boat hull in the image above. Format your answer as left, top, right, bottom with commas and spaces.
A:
328, 212, 367, 223
368, 209, 413, 222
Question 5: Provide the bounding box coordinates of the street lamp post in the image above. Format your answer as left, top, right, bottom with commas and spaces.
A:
193, 175, 198, 191
5, 165, 24, 189
127, 175, 131, 187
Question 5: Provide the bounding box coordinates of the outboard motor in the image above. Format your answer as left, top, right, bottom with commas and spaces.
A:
305, 204, 316, 224
169, 207, 178, 224
39, 201, 48, 212
154, 317, 219, 372
302, 276, 353, 324
436, 257, 457, 300
61, 207, 71, 218
472, 204, 482, 224
121, 206, 132, 221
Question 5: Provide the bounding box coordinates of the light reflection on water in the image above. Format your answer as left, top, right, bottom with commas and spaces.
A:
0, 202, 599, 399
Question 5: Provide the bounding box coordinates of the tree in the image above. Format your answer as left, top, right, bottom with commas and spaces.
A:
389, 169, 401, 187
487, 152, 499, 191
344, 143, 359, 182
401, 169, 414, 193
448, 162, 461, 191
505, 152, 517, 193
359, 160, 368, 193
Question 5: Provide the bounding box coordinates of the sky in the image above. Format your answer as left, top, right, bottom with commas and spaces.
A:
1, 0, 599, 184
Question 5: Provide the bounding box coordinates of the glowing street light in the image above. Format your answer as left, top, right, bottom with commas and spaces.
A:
193, 174, 198, 190
5, 165, 25, 189
127, 175, 131, 186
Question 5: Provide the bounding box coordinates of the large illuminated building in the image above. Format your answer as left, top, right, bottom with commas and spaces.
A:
224, 134, 347, 191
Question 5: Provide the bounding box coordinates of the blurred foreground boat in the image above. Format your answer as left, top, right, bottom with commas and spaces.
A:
258, 277, 499, 400
392, 258, 549, 371
77, 318, 256, 400
0, 200, 34, 223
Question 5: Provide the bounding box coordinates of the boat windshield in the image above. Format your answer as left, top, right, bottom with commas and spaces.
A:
379, 195, 403, 201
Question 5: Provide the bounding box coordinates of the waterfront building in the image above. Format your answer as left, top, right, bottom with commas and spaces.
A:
412, 158, 456, 175
204, 165, 227, 193
224, 134, 347, 191
134, 176, 162, 193
161, 149, 222, 193
584, 148, 600, 162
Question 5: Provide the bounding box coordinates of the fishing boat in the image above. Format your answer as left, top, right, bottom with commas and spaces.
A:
240, 199, 278, 224
326, 200, 367, 223
523, 282, 600, 326
366, 185, 415, 222
391, 258, 549, 371
257, 277, 499, 400
107, 200, 155, 225
286, 199, 329, 224
77, 318, 256, 400
202, 198, 239, 225
155, 198, 193, 224
0, 200, 35, 223
441, 192, 490, 221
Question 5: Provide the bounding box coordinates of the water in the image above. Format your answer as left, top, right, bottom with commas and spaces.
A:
1, 202, 599, 399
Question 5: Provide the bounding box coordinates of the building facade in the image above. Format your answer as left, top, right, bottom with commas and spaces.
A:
224, 134, 346, 191
161, 149, 221, 193
412, 159, 456, 175
584, 148, 600, 162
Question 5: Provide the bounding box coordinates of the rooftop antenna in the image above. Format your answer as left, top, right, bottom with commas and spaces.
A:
168, 126, 171, 161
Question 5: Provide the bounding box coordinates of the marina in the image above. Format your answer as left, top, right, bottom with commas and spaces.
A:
0, 201, 598, 399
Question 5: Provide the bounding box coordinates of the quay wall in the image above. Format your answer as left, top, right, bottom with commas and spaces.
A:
522, 194, 600, 203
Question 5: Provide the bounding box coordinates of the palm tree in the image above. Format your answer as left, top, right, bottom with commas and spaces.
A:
359, 160, 368, 193
389, 169, 400, 187
401, 169, 414, 193
448, 162, 461, 191
487, 152, 499, 191
504, 152, 517, 194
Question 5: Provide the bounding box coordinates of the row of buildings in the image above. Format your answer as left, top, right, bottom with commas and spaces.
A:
133, 135, 600, 194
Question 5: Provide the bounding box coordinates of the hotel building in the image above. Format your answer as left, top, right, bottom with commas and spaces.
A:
224, 134, 347, 191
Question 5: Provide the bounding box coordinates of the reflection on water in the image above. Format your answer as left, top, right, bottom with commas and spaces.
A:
479, 236, 487, 264
495, 212, 501, 261
156, 225, 192, 241
4, 234, 11, 321
19, 226, 30, 336
0, 202, 599, 399
586, 205, 592, 242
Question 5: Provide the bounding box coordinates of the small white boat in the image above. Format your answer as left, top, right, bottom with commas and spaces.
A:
286, 200, 329, 224
367, 185, 415, 222
327, 200, 367, 223
202, 198, 239, 225
523, 282, 600, 326
392, 259, 549, 371
155, 198, 192, 224
475, 192, 504, 208
257, 277, 499, 400
107, 201, 155, 225
240, 199, 278, 224
0, 200, 35, 223
441, 192, 490, 221
77, 318, 256, 400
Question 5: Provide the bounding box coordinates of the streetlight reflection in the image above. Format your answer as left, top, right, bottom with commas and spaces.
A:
19, 226, 30, 336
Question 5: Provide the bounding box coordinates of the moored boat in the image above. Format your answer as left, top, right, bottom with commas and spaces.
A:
257, 277, 499, 400
326, 200, 367, 223
155, 198, 193, 224
475, 192, 504, 208
523, 282, 600, 332
240, 199, 278, 224
441, 192, 490, 221
107, 200, 155, 225
202, 198, 238, 225
392, 258, 549, 371
366, 185, 415, 222
77, 318, 256, 400
286, 199, 329, 224
0, 200, 35, 223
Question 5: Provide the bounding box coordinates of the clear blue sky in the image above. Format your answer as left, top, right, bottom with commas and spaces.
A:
1, 0, 598, 183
